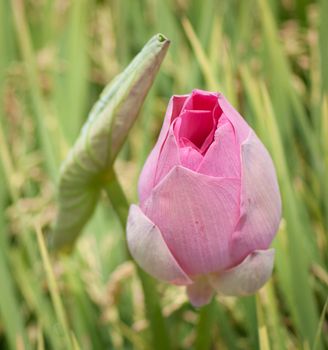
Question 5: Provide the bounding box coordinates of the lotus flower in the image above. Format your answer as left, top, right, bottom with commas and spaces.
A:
127, 89, 281, 307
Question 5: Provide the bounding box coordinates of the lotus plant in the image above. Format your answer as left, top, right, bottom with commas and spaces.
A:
127, 89, 281, 307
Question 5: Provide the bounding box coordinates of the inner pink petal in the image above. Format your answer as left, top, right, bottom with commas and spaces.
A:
197, 114, 240, 178
178, 110, 213, 151
182, 90, 219, 111
170, 95, 189, 123
179, 146, 203, 171
172, 91, 224, 160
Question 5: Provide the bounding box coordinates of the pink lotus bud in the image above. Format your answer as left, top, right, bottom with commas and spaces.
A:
127, 89, 281, 307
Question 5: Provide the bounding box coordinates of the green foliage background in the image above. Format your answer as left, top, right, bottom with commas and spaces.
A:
0, 0, 327, 349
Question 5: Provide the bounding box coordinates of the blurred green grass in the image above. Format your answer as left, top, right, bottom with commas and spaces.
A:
0, 0, 327, 349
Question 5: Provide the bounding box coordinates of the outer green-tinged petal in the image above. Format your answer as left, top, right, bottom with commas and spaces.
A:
208, 249, 275, 296
52, 34, 170, 249
126, 204, 192, 285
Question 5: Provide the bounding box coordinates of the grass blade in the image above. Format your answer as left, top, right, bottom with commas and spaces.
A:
35, 223, 73, 350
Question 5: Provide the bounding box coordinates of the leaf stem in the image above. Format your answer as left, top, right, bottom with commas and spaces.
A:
104, 169, 171, 350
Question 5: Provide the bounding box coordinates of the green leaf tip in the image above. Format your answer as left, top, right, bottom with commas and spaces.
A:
51, 34, 170, 251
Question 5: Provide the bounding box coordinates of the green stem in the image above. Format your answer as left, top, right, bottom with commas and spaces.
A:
104, 170, 171, 350
194, 299, 216, 350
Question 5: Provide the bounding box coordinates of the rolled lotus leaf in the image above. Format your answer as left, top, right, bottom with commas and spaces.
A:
51, 34, 170, 250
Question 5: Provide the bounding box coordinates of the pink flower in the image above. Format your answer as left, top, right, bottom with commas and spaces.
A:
127, 89, 281, 307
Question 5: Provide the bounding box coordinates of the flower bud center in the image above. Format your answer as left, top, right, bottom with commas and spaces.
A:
173, 91, 222, 155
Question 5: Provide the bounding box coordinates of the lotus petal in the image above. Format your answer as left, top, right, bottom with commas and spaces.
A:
126, 204, 192, 285
198, 114, 240, 177
138, 95, 187, 202
209, 249, 275, 296
230, 131, 281, 264
153, 128, 181, 186
142, 166, 240, 275
218, 94, 250, 145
